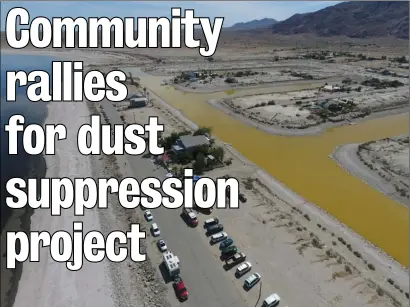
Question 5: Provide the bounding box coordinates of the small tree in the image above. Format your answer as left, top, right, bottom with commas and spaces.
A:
193, 126, 212, 136
210, 146, 224, 162
193, 152, 206, 174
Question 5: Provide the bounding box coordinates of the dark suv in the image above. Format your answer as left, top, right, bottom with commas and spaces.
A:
206, 224, 224, 236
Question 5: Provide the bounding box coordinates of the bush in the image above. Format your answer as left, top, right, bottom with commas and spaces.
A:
303, 214, 310, 221
267, 100, 275, 105
225, 77, 237, 84
387, 278, 394, 285
345, 265, 352, 274
209, 146, 225, 162
337, 237, 346, 245
353, 251, 362, 258
193, 126, 212, 136
367, 263, 375, 271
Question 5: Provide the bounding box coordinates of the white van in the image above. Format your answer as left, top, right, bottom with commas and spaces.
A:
262, 293, 280, 307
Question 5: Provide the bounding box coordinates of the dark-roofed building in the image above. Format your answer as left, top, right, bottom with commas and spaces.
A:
172, 135, 210, 153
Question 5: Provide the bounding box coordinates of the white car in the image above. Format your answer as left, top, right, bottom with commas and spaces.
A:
244, 272, 261, 290
157, 239, 167, 252
262, 293, 280, 307
151, 223, 161, 237
235, 261, 252, 278
144, 210, 153, 221
210, 231, 228, 244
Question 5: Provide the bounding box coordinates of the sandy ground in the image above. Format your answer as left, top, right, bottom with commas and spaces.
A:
11, 102, 118, 307
2, 47, 409, 307
332, 136, 409, 206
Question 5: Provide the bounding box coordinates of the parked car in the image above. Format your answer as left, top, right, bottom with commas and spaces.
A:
182, 208, 198, 227
221, 245, 237, 254
204, 217, 219, 228
219, 238, 234, 250
206, 224, 224, 236
173, 276, 189, 301
210, 232, 228, 244
157, 239, 167, 252
225, 252, 246, 267
262, 293, 280, 307
244, 273, 261, 290
151, 223, 160, 237
235, 261, 252, 278
221, 246, 238, 260
144, 210, 153, 221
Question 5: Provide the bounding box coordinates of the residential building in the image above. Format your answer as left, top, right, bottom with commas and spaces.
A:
172, 135, 210, 153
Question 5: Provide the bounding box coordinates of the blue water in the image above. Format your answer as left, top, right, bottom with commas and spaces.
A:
1, 53, 55, 231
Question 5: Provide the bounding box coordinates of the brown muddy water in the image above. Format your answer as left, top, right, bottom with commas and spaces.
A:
128, 69, 409, 266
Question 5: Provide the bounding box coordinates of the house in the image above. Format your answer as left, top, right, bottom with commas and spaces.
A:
172, 135, 210, 153
129, 97, 148, 108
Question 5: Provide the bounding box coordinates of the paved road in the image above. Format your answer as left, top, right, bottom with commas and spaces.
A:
101, 101, 248, 307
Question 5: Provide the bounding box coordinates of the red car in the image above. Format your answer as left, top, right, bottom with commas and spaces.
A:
173, 277, 189, 301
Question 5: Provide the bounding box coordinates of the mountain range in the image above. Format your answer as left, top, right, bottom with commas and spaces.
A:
228, 1, 408, 39
228, 18, 277, 30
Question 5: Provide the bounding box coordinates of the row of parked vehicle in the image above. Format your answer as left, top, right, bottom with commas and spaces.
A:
143, 210, 189, 302
203, 216, 281, 307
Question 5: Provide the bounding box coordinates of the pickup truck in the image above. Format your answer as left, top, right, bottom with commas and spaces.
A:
182, 208, 198, 227
225, 252, 246, 267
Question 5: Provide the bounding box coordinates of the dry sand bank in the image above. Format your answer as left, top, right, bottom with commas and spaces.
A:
208, 97, 408, 136
332, 136, 409, 206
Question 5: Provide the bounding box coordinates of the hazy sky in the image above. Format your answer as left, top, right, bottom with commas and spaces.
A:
1, 1, 340, 30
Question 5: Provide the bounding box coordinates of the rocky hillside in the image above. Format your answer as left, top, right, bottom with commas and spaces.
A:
271, 1, 408, 39
228, 18, 278, 30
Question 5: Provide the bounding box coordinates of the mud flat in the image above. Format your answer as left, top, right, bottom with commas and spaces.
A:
332, 136, 409, 206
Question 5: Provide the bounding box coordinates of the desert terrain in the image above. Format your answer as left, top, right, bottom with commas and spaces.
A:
1, 27, 409, 307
